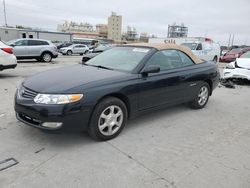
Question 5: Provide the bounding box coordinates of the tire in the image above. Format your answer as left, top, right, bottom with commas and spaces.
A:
189, 82, 210, 109
67, 50, 73, 56
88, 97, 128, 141
213, 56, 218, 63
41, 52, 52, 62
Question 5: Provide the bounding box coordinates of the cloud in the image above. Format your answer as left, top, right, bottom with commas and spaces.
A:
1, 0, 250, 45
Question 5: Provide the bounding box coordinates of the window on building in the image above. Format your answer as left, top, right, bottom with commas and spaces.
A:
22, 33, 26, 38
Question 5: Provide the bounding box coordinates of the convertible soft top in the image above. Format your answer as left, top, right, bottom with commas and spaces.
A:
125, 43, 203, 64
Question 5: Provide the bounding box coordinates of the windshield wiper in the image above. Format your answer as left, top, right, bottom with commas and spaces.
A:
85, 64, 114, 70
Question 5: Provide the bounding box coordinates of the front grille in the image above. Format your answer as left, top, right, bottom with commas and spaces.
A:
20, 86, 38, 99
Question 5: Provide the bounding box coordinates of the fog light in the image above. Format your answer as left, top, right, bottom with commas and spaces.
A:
42, 122, 62, 129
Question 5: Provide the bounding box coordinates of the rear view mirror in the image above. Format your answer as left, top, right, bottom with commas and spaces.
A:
141, 65, 160, 75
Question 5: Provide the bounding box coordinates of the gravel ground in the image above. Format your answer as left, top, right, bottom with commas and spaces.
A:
0, 56, 250, 188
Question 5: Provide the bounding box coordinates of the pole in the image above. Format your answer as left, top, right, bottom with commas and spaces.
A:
228, 34, 231, 49
3, 0, 8, 27
231, 34, 234, 47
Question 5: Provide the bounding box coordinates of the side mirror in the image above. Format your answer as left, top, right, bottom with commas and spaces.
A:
9, 44, 15, 47
141, 65, 160, 75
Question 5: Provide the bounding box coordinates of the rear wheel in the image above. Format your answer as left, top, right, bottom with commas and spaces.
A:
41, 53, 52, 62
189, 82, 210, 109
88, 97, 127, 141
67, 50, 73, 56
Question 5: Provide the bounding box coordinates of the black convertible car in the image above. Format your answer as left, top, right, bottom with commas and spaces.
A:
15, 43, 220, 141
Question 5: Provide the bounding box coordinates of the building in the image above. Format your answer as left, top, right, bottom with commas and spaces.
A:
0, 27, 73, 43
96, 24, 108, 38
108, 12, 122, 41
167, 23, 188, 38
139, 32, 149, 43
124, 26, 138, 41
57, 21, 94, 32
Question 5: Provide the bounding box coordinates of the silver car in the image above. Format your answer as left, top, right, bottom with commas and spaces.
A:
59, 44, 89, 55
7, 39, 58, 62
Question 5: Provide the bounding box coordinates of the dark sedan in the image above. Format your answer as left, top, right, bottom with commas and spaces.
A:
15, 43, 220, 141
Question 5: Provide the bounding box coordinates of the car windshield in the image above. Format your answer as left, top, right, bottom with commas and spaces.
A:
240, 52, 250, 58
86, 46, 150, 72
230, 48, 241, 53
181, 43, 197, 50
6, 39, 17, 45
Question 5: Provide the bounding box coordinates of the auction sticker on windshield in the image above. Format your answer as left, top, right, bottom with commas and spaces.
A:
132, 48, 150, 53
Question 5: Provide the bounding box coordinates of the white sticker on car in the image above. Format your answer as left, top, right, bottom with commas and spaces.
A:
133, 48, 150, 53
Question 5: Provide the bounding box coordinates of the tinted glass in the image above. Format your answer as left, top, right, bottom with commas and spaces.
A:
86, 47, 150, 72
181, 43, 197, 50
28, 40, 49, 46
240, 52, 250, 58
177, 51, 194, 66
14, 40, 28, 46
146, 50, 194, 71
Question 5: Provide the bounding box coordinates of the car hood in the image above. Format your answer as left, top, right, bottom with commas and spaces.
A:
23, 65, 128, 93
236, 58, 250, 69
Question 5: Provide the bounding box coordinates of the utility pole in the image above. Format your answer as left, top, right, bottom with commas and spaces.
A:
3, 0, 8, 27
228, 34, 231, 49
231, 34, 235, 47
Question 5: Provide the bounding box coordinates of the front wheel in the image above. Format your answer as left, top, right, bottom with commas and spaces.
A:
41, 53, 52, 62
88, 97, 127, 141
189, 83, 210, 109
67, 50, 73, 56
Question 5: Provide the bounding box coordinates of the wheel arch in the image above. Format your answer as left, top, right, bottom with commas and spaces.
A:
90, 93, 131, 122
204, 79, 213, 95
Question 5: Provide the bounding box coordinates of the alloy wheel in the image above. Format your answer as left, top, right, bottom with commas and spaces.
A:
98, 105, 124, 136
198, 86, 209, 106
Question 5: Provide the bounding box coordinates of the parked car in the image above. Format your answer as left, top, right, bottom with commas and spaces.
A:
7, 39, 58, 62
59, 44, 89, 55
0, 41, 17, 71
220, 48, 250, 63
82, 44, 112, 63
181, 40, 221, 62
15, 43, 220, 141
57, 42, 73, 50
223, 51, 250, 80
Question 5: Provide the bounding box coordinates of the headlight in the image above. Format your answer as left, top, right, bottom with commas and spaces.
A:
34, 94, 83, 104
225, 62, 235, 69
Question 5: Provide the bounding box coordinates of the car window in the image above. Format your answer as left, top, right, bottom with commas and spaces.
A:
181, 43, 197, 50
28, 40, 49, 46
146, 50, 194, 71
196, 43, 202, 50
240, 52, 250, 58
86, 47, 150, 72
14, 40, 28, 46
177, 51, 195, 66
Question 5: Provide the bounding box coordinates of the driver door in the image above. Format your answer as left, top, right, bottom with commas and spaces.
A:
13, 40, 28, 57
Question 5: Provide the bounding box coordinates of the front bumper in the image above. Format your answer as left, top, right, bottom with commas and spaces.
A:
14, 92, 93, 132
223, 68, 250, 80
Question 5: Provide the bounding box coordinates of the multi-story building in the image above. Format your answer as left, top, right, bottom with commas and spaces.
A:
167, 23, 188, 38
96, 24, 108, 38
57, 21, 94, 32
108, 12, 122, 41
124, 26, 138, 41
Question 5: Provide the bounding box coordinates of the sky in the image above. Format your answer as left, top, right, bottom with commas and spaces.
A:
1, 0, 250, 45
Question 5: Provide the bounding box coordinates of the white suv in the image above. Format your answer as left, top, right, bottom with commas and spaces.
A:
7, 39, 58, 62
0, 41, 17, 71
